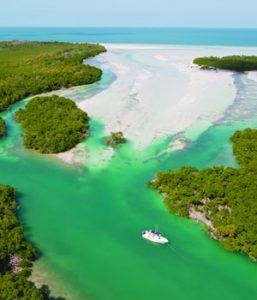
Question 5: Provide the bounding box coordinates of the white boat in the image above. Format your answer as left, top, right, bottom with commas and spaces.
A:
142, 229, 169, 244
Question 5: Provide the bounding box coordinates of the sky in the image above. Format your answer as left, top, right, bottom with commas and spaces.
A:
0, 0, 257, 28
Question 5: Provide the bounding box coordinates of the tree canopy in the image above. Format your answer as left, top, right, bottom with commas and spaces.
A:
193, 55, 257, 72
0, 117, 6, 137
105, 131, 127, 146
15, 95, 90, 154
0, 185, 48, 299
0, 41, 106, 112
149, 128, 257, 260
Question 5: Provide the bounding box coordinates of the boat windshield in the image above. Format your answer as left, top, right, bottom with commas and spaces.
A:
150, 230, 160, 235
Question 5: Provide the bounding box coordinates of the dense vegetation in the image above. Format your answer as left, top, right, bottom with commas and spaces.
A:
105, 131, 127, 146
149, 128, 257, 260
15, 95, 89, 154
0, 117, 6, 137
0, 185, 48, 299
193, 55, 257, 72
0, 41, 106, 111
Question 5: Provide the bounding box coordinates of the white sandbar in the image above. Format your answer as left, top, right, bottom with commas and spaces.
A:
78, 45, 242, 149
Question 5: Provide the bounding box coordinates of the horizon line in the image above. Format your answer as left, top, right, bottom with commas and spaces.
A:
0, 26, 257, 30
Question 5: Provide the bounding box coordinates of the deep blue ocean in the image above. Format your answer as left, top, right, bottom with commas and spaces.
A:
0, 27, 257, 46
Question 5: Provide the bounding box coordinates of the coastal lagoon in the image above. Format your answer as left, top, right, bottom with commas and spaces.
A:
1, 41, 257, 299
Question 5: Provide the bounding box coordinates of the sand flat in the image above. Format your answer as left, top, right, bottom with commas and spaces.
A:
78, 45, 238, 149
56, 45, 257, 164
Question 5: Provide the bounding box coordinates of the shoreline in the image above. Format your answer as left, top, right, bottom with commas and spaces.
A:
103, 43, 257, 51
31, 260, 74, 300
51, 43, 255, 166
41, 43, 257, 168
1, 41, 256, 296
77, 44, 237, 151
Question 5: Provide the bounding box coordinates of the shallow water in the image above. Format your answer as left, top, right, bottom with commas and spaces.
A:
1, 46, 257, 300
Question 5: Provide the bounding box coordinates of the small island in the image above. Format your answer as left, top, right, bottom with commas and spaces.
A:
105, 131, 127, 146
0, 41, 106, 112
0, 117, 6, 137
15, 95, 89, 154
193, 55, 257, 72
149, 128, 257, 260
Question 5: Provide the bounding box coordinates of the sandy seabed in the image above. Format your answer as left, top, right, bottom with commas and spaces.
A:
56, 45, 257, 165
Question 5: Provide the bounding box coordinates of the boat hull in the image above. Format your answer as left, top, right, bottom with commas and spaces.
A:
142, 233, 169, 244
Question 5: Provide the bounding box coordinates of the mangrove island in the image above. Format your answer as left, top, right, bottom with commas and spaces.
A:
194, 55, 257, 72
105, 131, 127, 146
0, 41, 106, 112
0, 184, 55, 299
149, 128, 257, 260
15, 95, 90, 154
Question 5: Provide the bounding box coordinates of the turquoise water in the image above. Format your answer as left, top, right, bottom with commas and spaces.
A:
1, 72, 257, 299
1, 112, 257, 300
0, 29, 257, 299
1, 27, 257, 46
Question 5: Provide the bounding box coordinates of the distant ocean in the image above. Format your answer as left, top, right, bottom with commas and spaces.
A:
0, 27, 257, 46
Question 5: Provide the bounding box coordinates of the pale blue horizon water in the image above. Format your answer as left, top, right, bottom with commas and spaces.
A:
1, 27, 257, 47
